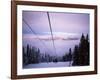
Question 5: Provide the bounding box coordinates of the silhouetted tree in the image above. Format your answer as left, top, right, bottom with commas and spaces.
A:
85, 34, 90, 65
68, 48, 72, 61
23, 46, 28, 66
68, 48, 72, 66
72, 34, 89, 66
72, 45, 80, 65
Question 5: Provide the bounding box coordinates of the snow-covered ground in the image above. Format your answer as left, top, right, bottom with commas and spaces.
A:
23, 61, 73, 69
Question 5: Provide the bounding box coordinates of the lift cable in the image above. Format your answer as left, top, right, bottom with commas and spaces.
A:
23, 18, 52, 53
47, 12, 57, 55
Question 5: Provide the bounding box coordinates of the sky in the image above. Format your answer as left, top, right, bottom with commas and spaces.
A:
22, 11, 90, 56
22, 11, 89, 35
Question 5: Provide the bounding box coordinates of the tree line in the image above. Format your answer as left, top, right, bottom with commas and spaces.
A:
23, 45, 73, 66
23, 34, 89, 66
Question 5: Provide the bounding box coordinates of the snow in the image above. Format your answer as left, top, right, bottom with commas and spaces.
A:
23, 61, 73, 69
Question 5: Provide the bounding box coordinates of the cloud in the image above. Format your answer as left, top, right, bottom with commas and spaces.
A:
23, 32, 80, 41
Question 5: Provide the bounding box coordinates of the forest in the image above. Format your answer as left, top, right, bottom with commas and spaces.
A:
23, 34, 89, 67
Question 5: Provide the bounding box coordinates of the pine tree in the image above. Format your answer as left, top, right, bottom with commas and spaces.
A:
68, 48, 72, 66
23, 46, 27, 65
72, 34, 90, 66
85, 34, 90, 65
68, 48, 72, 61
72, 45, 79, 66
78, 34, 86, 65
